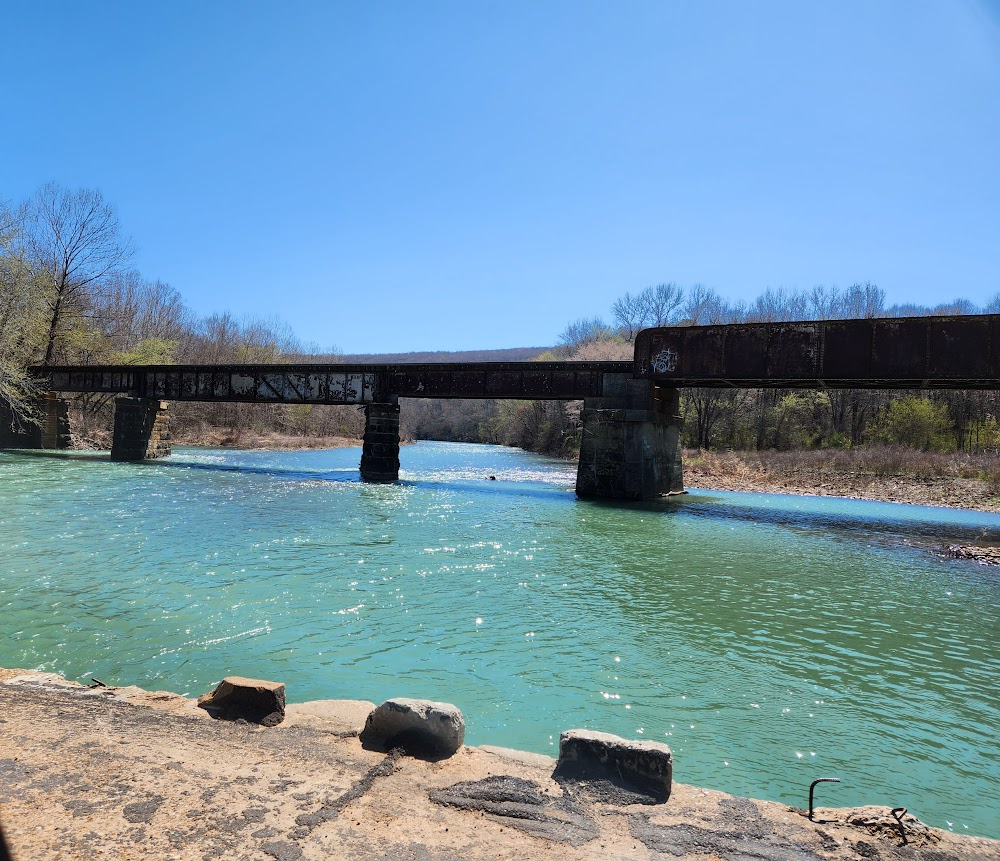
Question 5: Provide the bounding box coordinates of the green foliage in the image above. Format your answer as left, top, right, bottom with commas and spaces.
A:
113, 338, 178, 365
868, 397, 955, 452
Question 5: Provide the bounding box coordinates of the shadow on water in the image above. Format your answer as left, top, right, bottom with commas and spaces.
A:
578, 490, 1000, 550
7, 449, 999, 547
1, 448, 572, 502
1, 448, 363, 484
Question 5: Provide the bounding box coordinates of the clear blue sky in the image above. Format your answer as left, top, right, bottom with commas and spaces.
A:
2, 2, 998, 353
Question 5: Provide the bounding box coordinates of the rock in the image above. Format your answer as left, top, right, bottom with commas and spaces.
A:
197, 676, 285, 726
553, 729, 672, 803
949, 544, 1000, 565
359, 698, 464, 759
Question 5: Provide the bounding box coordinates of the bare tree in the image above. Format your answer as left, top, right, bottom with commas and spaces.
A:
683, 284, 732, 324
92, 271, 190, 360
838, 282, 884, 319
558, 317, 615, 351
611, 292, 646, 339
638, 282, 685, 326
23, 183, 133, 365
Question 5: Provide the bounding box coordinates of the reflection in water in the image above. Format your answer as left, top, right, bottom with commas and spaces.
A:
0, 441, 998, 838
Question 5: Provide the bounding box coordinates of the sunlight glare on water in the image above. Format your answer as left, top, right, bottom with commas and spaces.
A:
1, 441, 998, 838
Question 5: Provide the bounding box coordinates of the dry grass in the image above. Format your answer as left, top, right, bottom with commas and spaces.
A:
684, 446, 1000, 513
686, 446, 1000, 482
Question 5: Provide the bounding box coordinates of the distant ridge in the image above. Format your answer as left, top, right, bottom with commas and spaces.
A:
337, 347, 553, 363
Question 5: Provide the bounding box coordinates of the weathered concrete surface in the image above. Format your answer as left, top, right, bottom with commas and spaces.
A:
197, 676, 287, 726
282, 700, 376, 735
110, 397, 171, 461
0, 670, 996, 861
360, 698, 465, 759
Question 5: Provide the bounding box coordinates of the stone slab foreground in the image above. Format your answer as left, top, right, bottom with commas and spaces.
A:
0, 670, 995, 861
360, 697, 465, 759
197, 675, 286, 726
554, 729, 673, 803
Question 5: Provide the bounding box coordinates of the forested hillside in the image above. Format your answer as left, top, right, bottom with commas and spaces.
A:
2, 183, 999, 459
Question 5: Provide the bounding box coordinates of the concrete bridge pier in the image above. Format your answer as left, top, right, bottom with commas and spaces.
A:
575, 374, 683, 501
360, 399, 400, 482
0, 393, 70, 450
110, 397, 171, 461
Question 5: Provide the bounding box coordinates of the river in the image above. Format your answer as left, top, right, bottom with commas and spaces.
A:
1, 441, 998, 838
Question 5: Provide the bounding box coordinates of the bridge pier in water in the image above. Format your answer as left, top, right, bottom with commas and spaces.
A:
0, 394, 71, 451
360, 400, 401, 482
575, 374, 683, 501
110, 397, 171, 461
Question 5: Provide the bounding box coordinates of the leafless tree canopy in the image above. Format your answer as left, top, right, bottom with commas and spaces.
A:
22, 183, 134, 364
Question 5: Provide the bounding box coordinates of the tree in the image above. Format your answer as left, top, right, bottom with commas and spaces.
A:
868, 397, 954, 451
683, 284, 732, 324
610, 292, 646, 339
22, 183, 132, 365
558, 317, 615, 351
0, 198, 47, 423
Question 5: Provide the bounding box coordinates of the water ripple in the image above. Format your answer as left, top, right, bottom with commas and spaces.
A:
0, 442, 998, 837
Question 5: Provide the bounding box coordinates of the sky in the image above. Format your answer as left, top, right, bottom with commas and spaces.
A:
2, 1, 998, 353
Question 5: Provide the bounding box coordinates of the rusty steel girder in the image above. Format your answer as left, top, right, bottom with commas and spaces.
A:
634, 315, 1000, 389
35, 362, 633, 404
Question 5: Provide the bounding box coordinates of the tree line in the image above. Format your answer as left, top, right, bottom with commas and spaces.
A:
3, 182, 998, 457
0, 183, 362, 444
406, 281, 1000, 457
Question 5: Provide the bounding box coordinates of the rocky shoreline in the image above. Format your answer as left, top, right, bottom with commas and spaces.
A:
1, 668, 996, 860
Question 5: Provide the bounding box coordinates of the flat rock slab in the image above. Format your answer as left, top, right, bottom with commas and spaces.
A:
553, 729, 672, 803
283, 699, 375, 735
360, 698, 464, 759
198, 676, 286, 726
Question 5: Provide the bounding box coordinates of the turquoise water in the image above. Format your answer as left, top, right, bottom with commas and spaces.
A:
1, 441, 998, 838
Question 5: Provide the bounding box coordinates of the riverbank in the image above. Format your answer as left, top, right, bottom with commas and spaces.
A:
683, 448, 1000, 515
171, 429, 363, 450
1, 669, 996, 861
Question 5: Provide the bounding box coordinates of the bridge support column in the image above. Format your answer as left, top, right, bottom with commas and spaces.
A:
0, 394, 70, 450
111, 398, 171, 461
575, 374, 683, 501
360, 400, 400, 482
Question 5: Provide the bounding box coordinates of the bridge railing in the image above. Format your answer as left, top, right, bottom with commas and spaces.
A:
30, 361, 635, 404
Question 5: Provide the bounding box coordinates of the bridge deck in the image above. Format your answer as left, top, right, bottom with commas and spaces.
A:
634, 314, 1000, 389
34, 362, 635, 404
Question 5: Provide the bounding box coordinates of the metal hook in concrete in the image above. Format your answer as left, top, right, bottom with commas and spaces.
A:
808, 777, 841, 821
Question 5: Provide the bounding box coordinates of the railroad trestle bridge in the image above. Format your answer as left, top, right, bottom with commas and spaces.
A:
3, 314, 997, 500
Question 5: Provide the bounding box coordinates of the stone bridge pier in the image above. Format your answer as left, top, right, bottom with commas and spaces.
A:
0, 394, 71, 450
110, 397, 171, 461
359, 399, 401, 482
575, 374, 683, 500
